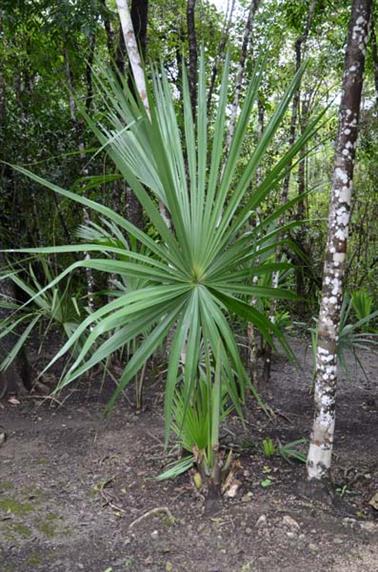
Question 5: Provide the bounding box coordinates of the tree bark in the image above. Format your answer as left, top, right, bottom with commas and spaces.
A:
186, 0, 198, 119
116, 0, 149, 112
226, 0, 262, 149
263, 0, 318, 383
280, 0, 318, 206
307, 0, 371, 481
64, 43, 96, 315
207, 0, 236, 111
116, 0, 170, 228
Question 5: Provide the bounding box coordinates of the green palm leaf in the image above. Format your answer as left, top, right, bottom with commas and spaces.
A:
6, 53, 324, 440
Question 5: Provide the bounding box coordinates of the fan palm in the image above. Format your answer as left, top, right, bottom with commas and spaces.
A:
7, 54, 325, 440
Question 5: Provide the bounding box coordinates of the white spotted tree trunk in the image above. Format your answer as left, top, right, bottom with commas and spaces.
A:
307, 0, 372, 481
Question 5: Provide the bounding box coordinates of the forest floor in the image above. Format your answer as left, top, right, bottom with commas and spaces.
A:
0, 335, 377, 572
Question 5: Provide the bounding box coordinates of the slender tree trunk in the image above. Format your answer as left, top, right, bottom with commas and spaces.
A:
116, 0, 170, 228
116, 0, 150, 112
0, 20, 31, 395
307, 0, 371, 481
263, 0, 318, 383
186, 0, 198, 118
125, 0, 149, 231
295, 95, 310, 313
64, 44, 96, 315
247, 101, 264, 382
207, 0, 236, 111
226, 0, 262, 149
0, 253, 32, 396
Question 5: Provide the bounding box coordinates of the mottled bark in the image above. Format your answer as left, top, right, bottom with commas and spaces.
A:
186, 0, 198, 119
126, 0, 148, 231
226, 0, 262, 149
247, 102, 264, 382
307, 0, 371, 481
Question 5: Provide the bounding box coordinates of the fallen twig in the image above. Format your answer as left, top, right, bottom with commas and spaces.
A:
128, 506, 175, 529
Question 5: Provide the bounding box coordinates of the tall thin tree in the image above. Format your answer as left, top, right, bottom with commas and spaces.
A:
115, 0, 170, 227
262, 0, 318, 383
226, 0, 262, 149
307, 0, 372, 481
187, 0, 198, 118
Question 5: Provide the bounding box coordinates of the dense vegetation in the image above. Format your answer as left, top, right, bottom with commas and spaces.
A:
0, 0, 377, 493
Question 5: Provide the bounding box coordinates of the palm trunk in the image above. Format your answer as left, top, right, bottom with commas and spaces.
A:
307, 0, 371, 481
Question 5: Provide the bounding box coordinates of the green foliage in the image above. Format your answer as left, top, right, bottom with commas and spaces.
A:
0, 259, 83, 374
277, 438, 307, 464
261, 437, 306, 464
311, 294, 378, 379
9, 53, 324, 445
351, 290, 374, 326
158, 344, 232, 482
261, 437, 276, 458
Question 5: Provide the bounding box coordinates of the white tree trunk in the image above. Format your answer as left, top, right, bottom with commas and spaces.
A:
307, 0, 371, 480
116, 0, 170, 228
115, 0, 150, 113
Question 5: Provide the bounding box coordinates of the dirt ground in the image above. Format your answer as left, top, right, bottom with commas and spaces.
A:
0, 336, 377, 572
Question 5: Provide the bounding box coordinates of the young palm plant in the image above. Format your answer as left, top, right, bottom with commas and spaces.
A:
7, 54, 324, 443
0, 259, 83, 376
158, 342, 234, 492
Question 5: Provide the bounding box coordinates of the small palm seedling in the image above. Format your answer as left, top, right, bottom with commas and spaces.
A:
351, 289, 375, 329
261, 437, 276, 458
261, 437, 306, 463
0, 259, 83, 380
158, 344, 234, 492
277, 438, 307, 464
6, 52, 325, 447
311, 293, 377, 379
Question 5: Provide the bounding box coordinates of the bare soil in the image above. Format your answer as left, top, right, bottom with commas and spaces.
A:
0, 336, 377, 572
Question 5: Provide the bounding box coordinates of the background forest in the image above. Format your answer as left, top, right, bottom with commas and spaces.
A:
0, 0, 377, 298
0, 1, 377, 571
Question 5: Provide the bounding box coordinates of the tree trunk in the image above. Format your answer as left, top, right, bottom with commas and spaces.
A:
116, 0, 149, 112
207, 0, 236, 111
116, 0, 170, 228
186, 0, 198, 118
307, 0, 371, 481
64, 43, 96, 315
295, 95, 310, 314
263, 0, 318, 383
226, 0, 262, 149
